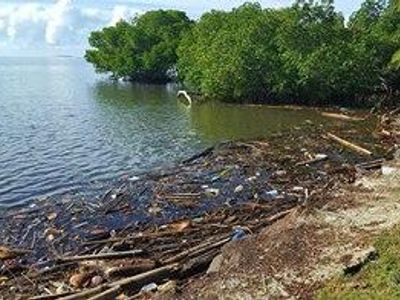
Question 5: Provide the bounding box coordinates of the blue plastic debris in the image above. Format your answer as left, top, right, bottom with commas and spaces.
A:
265, 190, 279, 198
231, 227, 246, 241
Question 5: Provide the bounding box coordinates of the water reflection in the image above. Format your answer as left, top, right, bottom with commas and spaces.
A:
0, 57, 332, 208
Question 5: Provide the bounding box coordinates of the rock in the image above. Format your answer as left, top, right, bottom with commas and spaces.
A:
90, 275, 103, 287
69, 273, 90, 288
234, 185, 244, 193
207, 254, 224, 274
158, 280, 177, 294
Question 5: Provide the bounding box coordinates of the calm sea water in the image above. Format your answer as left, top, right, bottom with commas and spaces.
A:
0, 57, 329, 208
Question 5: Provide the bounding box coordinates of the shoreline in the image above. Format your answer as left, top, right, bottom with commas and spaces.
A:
0, 112, 398, 299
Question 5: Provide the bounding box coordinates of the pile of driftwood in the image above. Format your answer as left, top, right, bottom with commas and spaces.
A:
0, 115, 392, 299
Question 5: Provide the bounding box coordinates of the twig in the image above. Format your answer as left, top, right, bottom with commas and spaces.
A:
59, 249, 143, 263
326, 133, 373, 156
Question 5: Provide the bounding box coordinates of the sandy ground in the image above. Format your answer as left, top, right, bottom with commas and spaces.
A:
164, 161, 400, 300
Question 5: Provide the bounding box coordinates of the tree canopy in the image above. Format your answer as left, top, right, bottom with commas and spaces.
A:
85, 1, 400, 106
85, 10, 192, 83
178, 0, 400, 106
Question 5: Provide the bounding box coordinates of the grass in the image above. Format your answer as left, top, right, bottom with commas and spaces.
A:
316, 224, 400, 300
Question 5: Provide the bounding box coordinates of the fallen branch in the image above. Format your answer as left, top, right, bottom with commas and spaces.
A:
326, 133, 373, 156
296, 154, 328, 166
58, 263, 180, 300
321, 112, 364, 121
59, 250, 143, 263
160, 235, 231, 265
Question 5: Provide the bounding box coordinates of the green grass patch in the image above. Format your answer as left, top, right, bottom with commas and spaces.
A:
316, 225, 400, 300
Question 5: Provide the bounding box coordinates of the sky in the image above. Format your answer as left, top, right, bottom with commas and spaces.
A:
0, 0, 364, 57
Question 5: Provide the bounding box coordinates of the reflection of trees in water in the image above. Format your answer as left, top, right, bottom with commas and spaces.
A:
189, 104, 326, 143
92, 81, 178, 109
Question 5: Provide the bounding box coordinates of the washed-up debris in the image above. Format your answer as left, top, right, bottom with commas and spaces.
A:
0, 115, 391, 299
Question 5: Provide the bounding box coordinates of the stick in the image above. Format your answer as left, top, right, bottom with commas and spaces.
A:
59, 250, 143, 262
87, 285, 121, 300
321, 112, 364, 121
326, 133, 373, 156
296, 154, 328, 166
29, 292, 75, 300
160, 235, 231, 265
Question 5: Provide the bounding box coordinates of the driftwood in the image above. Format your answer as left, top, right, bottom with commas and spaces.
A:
59, 250, 143, 263
321, 112, 364, 121
160, 235, 231, 265
326, 133, 373, 156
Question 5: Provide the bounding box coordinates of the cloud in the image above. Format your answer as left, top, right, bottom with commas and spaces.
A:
0, 0, 139, 55
110, 5, 139, 26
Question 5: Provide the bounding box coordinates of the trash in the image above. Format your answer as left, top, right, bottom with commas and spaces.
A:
382, 165, 399, 176
246, 176, 257, 182
234, 185, 244, 193
274, 170, 287, 177
292, 187, 304, 192
231, 227, 247, 241
266, 190, 279, 198
205, 188, 220, 197
47, 212, 58, 221
128, 176, 140, 182
141, 282, 158, 293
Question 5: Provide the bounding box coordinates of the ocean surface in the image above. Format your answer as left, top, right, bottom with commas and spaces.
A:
0, 57, 328, 208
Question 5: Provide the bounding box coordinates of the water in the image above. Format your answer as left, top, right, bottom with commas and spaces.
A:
0, 57, 329, 208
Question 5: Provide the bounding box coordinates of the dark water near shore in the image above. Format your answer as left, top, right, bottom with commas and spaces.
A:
0, 57, 330, 208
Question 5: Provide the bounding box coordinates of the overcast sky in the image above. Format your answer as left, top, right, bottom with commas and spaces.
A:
0, 0, 364, 57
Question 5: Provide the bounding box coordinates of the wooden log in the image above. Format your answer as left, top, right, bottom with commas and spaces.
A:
326, 133, 373, 156
59, 249, 143, 262
321, 112, 364, 121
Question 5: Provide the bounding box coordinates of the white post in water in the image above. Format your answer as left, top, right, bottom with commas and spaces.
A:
177, 90, 192, 107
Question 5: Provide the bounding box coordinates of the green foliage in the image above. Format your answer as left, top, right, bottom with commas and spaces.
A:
316, 224, 400, 299
85, 10, 192, 83
178, 1, 400, 105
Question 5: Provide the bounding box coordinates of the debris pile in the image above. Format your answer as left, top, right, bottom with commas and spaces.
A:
0, 118, 390, 299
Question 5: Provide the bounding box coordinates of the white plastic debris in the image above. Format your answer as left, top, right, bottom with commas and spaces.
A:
141, 282, 158, 293
128, 176, 140, 182
205, 188, 220, 197
266, 190, 279, 198
234, 185, 244, 193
